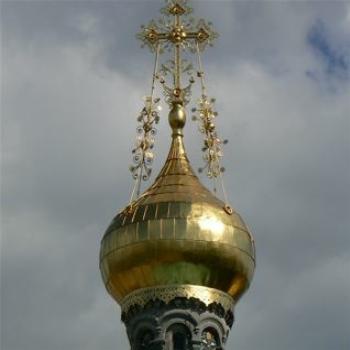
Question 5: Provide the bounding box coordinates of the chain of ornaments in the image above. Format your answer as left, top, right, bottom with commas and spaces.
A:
129, 97, 161, 183
192, 94, 228, 179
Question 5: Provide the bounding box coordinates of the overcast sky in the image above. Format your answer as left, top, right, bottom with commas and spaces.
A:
1, 1, 350, 349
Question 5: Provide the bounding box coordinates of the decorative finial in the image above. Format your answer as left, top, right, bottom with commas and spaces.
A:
137, 0, 218, 106
129, 0, 230, 206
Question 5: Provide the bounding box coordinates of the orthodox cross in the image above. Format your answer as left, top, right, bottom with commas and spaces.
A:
137, 0, 218, 105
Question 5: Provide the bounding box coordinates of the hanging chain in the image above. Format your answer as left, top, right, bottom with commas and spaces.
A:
129, 43, 162, 204
192, 42, 230, 207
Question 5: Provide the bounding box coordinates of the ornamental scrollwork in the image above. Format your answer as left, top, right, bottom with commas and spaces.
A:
192, 96, 228, 178
129, 97, 162, 183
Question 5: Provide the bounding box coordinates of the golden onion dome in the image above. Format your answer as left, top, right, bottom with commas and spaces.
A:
99, 104, 255, 313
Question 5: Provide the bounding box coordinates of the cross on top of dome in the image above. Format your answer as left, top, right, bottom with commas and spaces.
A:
136, 0, 218, 106
138, 0, 218, 54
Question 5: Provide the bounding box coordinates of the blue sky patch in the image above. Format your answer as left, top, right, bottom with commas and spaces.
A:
307, 19, 349, 85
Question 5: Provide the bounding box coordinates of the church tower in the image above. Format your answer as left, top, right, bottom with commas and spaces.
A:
99, 1, 255, 349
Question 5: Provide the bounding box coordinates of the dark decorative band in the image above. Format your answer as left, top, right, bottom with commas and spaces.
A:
121, 286, 235, 329
121, 284, 234, 314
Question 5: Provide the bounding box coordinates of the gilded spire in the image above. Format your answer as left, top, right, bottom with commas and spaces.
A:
130, 0, 230, 205
133, 103, 225, 209
100, 2, 256, 349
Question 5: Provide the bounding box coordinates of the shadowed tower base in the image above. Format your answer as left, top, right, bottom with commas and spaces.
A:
121, 296, 234, 350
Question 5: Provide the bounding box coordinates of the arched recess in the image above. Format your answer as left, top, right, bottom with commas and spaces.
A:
200, 327, 220, 349
128, 313, 160, 349
166, 323, 192, 350
197, 314, 228, 348
135, 328, 156, 350
161, 310, 198, 329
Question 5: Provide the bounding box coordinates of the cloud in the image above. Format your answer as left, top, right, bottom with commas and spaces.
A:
307, 19, 350, 91
1, 1, 349, 350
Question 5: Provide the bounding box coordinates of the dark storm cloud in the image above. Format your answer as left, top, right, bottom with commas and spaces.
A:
1, 1, 350, 350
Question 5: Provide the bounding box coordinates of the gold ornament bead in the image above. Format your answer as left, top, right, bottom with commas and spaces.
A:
168, 103, 186, 132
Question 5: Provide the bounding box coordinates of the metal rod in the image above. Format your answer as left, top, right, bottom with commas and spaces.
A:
136, 165, 143, 197
151, 43, 160, 98
174, 13, 181, 90
196, 41, 207, 97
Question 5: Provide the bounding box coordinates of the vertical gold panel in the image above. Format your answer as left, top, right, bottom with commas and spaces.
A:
162, 218, 175, 239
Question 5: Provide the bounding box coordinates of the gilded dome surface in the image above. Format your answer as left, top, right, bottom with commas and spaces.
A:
99, 105, 255, 309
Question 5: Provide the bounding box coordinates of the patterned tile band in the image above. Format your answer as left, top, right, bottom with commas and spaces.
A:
121, 284, 234, 314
